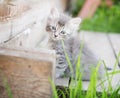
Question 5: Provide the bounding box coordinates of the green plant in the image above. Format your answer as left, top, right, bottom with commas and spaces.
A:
0, 70, 13, 98
80, 3, 120, 33
113, 0, 120, 4
71, 0, 85, 16
3, 77, 13, 98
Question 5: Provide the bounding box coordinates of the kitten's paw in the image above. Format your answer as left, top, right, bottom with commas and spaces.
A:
55, 73, 65, 79
55, 73, 61, 79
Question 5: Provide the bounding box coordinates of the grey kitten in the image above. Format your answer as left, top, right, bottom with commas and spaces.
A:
46, 8, 105, 80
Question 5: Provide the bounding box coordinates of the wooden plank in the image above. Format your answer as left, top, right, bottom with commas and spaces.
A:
108, 33, 120, 66
0, 47, 55, 98
106, 33, 120, 90
80, 31, 116, 69
70, 76, 120, 92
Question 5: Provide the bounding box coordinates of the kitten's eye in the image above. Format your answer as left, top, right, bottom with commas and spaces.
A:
46, 25, 56, 31
46, 25, 51, 31
60, 31, 65, 34
51, 26, 56, 30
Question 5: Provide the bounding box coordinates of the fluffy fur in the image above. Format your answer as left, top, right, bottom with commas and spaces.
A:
45, 8, 105, 80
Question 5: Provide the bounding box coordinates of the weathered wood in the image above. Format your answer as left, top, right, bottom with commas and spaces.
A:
108, 33, 120, 66
0, 0, 30, 21
80, 31, 116, 69
0, 0, 55, 48
0, 47, 55, 98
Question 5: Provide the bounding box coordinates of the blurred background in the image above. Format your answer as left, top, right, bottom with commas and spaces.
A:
58, 0, 120, 33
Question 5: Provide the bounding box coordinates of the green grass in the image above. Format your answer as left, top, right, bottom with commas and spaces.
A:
80, 3, 120, 33
3, 77, 13, 98
71, 0, 120, 33
0, 70, 13, 98
71, 0, 85, 16
51, 40, 120, 98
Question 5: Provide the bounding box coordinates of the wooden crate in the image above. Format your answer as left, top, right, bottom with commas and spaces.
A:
0, 47, 56, 98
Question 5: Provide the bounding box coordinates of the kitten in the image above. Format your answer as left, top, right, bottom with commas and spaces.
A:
45, 8, 105, 80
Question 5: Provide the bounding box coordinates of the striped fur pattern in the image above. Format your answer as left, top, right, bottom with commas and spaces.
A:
45, 8, 105, 80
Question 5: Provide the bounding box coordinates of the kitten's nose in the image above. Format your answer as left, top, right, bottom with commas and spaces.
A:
54, 34, 58, 37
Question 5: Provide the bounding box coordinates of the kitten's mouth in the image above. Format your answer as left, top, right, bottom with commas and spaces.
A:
50, 36, 63, 41
52, 37, 62, 41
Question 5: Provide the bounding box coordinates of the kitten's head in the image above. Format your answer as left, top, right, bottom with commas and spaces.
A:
46, 8, 82, 40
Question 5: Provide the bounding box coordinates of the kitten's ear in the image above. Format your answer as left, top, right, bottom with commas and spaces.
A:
48, 8, 59, 20
67, 18, 82, 29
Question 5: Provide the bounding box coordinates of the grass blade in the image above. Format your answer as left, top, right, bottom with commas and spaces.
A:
49, 78, 58, 98
61, 40, 73, 77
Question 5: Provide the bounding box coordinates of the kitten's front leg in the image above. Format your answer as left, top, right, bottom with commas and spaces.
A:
55, 52, 68, 78
55, 65, 67, 78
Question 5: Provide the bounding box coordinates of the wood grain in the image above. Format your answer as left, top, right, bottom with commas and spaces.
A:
0, 47, 55, 98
